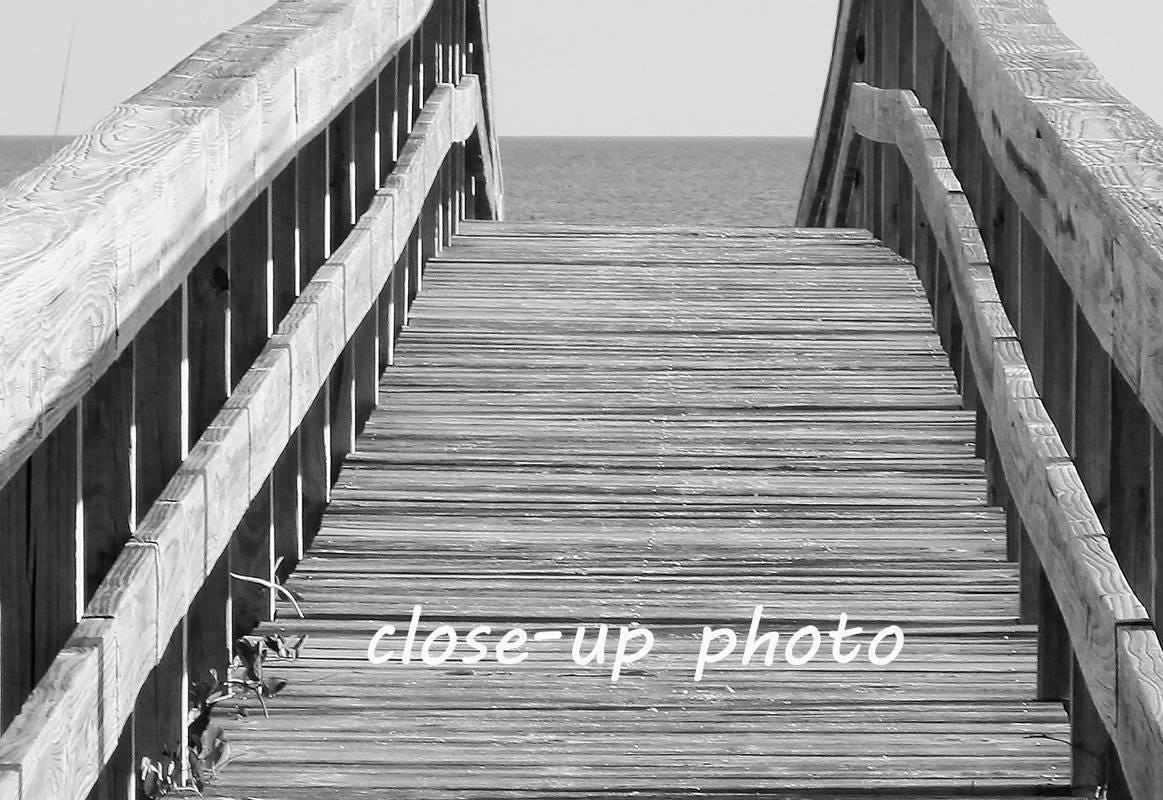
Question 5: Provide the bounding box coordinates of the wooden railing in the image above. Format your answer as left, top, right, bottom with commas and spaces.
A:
800, 1, 1163, 797
0, 1, 501, 798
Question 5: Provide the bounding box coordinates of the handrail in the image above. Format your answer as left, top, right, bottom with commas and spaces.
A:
0, 1, 502, 797
0, 0, 500, 492
0, 78, 489, 800
833, 80, 1163, 800
799, 0, 1163, 441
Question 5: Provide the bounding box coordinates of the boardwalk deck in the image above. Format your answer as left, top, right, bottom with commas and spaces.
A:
207, 222, 1071, 799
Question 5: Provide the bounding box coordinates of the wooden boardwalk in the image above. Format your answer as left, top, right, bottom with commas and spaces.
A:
208, 222, 1070, 799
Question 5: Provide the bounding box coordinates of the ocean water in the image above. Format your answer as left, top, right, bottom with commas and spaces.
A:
0, 135, 814, 229
499, 137, 813, 227
0, 136, 73, 188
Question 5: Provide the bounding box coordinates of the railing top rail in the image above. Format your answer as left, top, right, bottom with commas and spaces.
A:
0, 0, 499, 490
800, 0, 1163, 438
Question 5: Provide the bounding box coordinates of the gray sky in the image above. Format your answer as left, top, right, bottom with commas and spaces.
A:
0, 1, 1159, 137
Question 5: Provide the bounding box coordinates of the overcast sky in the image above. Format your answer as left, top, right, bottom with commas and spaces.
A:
0, 1, 1159, 137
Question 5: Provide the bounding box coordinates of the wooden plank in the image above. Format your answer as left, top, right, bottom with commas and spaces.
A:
207, 223, 1072, 798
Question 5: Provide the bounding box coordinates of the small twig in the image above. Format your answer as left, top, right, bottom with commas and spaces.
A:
229, 572, 304, 618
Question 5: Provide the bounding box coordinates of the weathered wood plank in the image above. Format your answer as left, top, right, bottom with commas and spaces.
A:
205, 223, 1069, 798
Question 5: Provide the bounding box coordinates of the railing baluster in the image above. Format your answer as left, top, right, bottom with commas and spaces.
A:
298, 131, 331, 546
271, 163, 304, 572
228, 193, 276, 634
186, 236, 232, 730
0, 464, 31, 732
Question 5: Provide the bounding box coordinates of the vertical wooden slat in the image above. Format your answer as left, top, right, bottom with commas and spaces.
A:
133, 622, 186, 786
136, 289, 186, 515
398, 39, 414, 151
187, 240, 230, 442
1072, 308, 1114, 789
185, 235, 231, 712
1075, 311, 1112, 527
423, 13, 438, 102
355, 79, 379, 218
82, 351, 133, 603
298, 132, 331, 545
131, 285, 188, 788
1153, 429, 1163, 626
228, 192, 276, 633
379, 59, 399, 182
1111, 368, 1153, 606
878, 0, 901, 251
1042, 261, 1075, 447
329, 105, 356, 254
1036, 569, 1071, 700
271, 163, 299, 328
0, 464, 30, 732
28, 410, 81, 690
867, 5, 884, 240
1072, 658, 1109, 790
353, 307, 380, 437
271, 158, 302, 573
412, 24, 425, 123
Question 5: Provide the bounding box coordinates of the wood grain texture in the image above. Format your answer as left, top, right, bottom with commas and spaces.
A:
836, 82, 1163, 798
0, 74, 489, 800
807, 0, 1163, 450
205, 222, 1070, 798
0, 0, 449, 493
